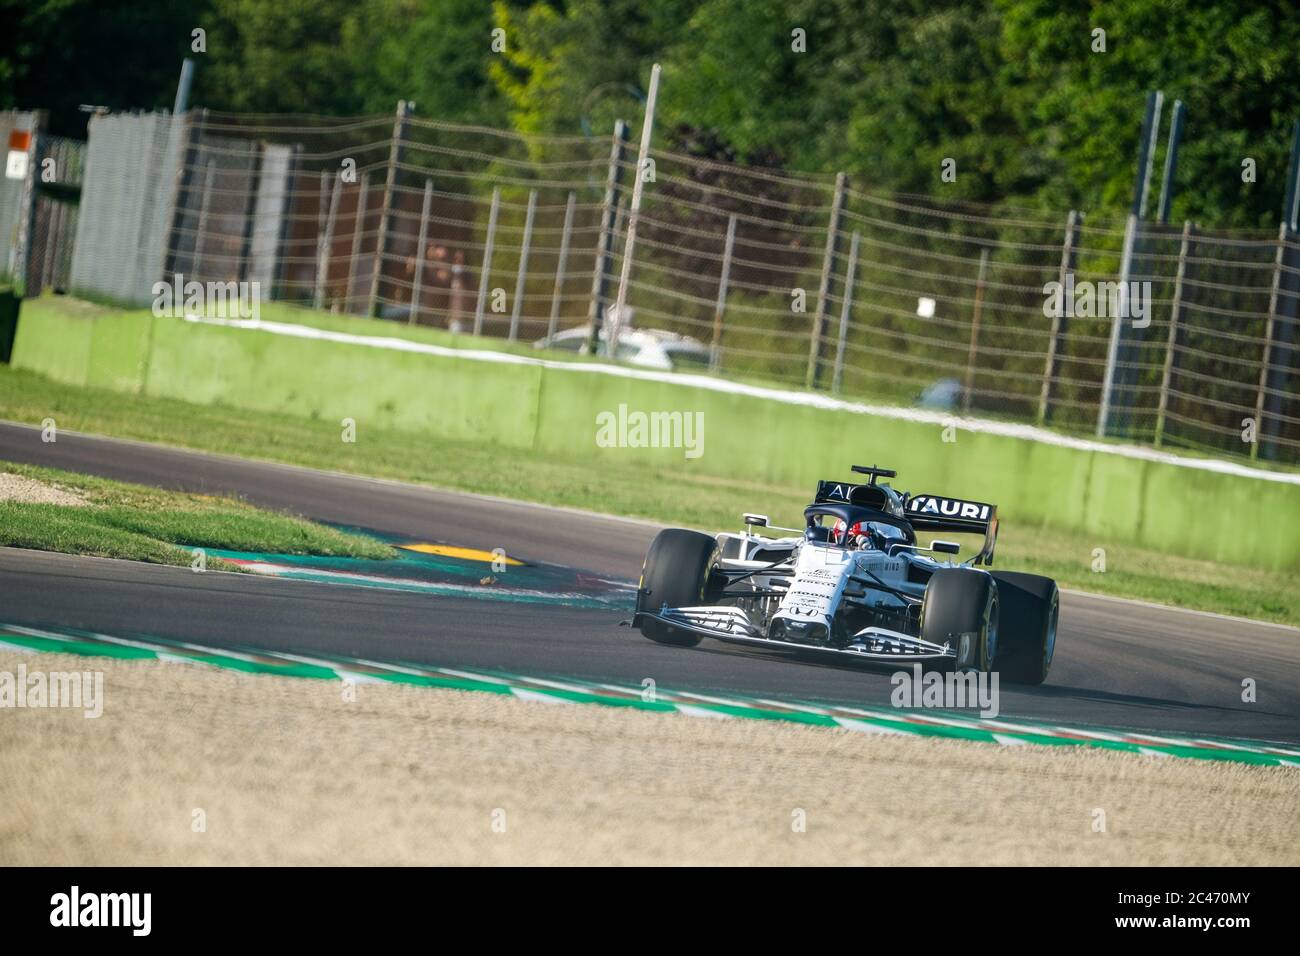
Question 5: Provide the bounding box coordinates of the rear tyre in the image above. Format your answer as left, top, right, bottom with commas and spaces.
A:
990, 571, 1059, 685
921, 569, 998, 672
635, 529, 721, 647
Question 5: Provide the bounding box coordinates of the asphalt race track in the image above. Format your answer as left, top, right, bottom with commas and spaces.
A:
2, 420, 1298, 744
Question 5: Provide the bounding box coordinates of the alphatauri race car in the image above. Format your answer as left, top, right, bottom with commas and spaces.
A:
632, 465, 1058, 684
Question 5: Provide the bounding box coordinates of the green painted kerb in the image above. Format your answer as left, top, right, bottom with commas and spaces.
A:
2, 624, 1297, 769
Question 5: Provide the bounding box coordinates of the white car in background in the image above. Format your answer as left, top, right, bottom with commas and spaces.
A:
534, 324, 712, 372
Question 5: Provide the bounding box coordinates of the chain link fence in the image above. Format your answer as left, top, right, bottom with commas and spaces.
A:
162, 108, 611, 334
17, 105, 1300, 465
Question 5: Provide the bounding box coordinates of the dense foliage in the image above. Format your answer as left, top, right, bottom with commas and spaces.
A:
2, 0, 1297, 226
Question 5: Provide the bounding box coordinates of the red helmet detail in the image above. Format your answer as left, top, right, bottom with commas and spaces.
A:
830, 519, 867, 545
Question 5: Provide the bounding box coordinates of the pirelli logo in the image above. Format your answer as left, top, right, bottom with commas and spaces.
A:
906, 495, 993, 522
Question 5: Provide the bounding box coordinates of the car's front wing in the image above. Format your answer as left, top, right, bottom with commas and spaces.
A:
632, 605, 956, 663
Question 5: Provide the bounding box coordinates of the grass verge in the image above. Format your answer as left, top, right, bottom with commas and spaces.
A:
0, 364, 1295, 625
0, 458, 392, 570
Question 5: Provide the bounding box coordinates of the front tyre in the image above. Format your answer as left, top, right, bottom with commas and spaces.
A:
635, 529, 721, 647
921, 568, 999, 673
990, 571, 1059, 685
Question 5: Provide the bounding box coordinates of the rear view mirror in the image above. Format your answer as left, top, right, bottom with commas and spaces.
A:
743, 513, 769, 527
931, 540, 960, 555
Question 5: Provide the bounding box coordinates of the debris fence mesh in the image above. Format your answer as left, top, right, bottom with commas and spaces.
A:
17, 107, 1300, 464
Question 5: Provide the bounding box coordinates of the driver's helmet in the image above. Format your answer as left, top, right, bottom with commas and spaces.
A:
830, 519, 869, 548
831, 519, 905, 550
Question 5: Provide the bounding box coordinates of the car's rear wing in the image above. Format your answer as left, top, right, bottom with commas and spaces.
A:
814, 480, 862, 504
813, 479, 898, 510
903, 494, 999, 565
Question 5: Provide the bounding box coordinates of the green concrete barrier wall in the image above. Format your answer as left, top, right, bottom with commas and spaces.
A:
534, 370, 1299, 570
86, 310, 152, 392
11, 297, 1300, 571
9, 299, 97, 384
142, 316, 543, 443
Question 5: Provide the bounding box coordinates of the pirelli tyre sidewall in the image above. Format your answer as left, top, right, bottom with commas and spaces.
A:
920, 568, 998, 672
989, 570, 1060, 685
636, 529, 721, 647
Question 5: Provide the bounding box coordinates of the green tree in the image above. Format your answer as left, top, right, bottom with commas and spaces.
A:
197, 0, 506, 125
199, 0, 366, 114
341, 0, 506, 125
0, 0, 209, 136
998, 0, 1300, 226
658, 0, 1031, 203
4, 0, 1298, 227
491, 0, 703, 138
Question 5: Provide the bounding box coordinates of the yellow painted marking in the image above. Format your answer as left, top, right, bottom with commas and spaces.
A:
398, 543, 523, 566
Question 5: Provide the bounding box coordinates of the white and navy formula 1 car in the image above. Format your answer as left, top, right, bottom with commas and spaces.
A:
631, 465, 1058, 685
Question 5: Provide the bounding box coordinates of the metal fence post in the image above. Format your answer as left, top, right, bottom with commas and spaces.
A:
315, 171, 341, 310
807, 171, 848, 389
962, 247, 990, 415
473, 186, 501, 335
710, 214, 738, 372
831, 230, 861, 394
172, 58, 197, 115
611, 196, 628, 258
1154, 221, 1193, 447
1134, 91, 1164, 220
610, 62, 661, 360
313, 170, 327, 304
1098, 212, 1139, 437
1156, 100, 1184, 224
586, 120, 629, 353
237, 141, 265, 285
161, 107, 207, 283
368, 100, 412, 317
1253, 222, 1290, 460
1284, 120, 1300, 233
192, 159, 215, 277
547, 191, 576, 340
509, 188, 538, 341
317, 169, 329, 238
1039, 210, 1081, 425
409, 178, 434, 325
345, 173, 370, 312
1100, 92, 1163, 437
272, 142, 302, 301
